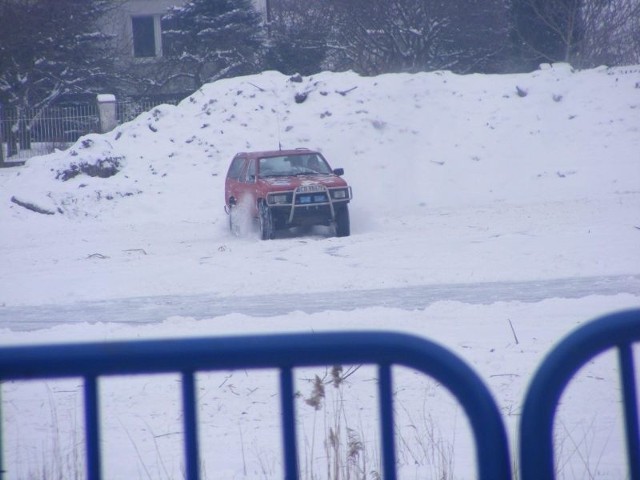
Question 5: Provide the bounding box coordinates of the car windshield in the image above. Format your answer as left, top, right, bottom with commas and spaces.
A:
258, 154, 332, 177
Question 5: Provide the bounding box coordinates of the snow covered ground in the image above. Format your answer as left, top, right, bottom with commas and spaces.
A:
0, 64, 639, 479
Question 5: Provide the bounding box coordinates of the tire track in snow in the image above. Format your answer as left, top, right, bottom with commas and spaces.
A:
1, 274, 638, 332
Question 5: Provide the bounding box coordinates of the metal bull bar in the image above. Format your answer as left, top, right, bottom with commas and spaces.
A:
289, 184, 334, 224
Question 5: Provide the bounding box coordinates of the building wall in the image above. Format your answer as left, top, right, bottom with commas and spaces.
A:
97, 0, 268, 96
100, 0, 267, 63
99, 1, 186, 62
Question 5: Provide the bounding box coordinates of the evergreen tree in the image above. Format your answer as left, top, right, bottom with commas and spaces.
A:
0, 0, 115, 154
162, 0, 267, 86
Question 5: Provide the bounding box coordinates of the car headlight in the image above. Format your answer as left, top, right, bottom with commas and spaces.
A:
268, 193, 288, 204
332, 189, 348, 199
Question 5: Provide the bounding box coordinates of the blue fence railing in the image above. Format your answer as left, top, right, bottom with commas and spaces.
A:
520, 309, 640, 480
1, 309, 639, 480
0, 331, 512, 480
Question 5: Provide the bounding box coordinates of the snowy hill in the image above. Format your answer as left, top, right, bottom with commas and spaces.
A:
0, 65, 639, 479
1, 64, 639, 304
4, 64, 640, 217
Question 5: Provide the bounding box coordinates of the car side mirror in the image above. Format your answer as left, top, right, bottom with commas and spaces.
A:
333, 168, 344, 176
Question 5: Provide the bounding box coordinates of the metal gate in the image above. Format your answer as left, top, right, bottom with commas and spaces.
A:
520, 309, 640, 480
2, 310, 639, 479
0, 331, 512, 480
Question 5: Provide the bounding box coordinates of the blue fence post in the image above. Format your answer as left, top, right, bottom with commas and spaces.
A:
619, 344, 640, 479
280, 367, 299, 480
0, 384, 4, 479
84, 376, 102, 480
378, 363, 397, 480
182, 371, 200, 480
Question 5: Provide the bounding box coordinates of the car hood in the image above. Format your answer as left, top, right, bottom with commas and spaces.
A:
258, 174, 348, 190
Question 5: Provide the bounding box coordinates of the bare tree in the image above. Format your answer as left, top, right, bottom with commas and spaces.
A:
577, 0, 640, 67
546, 0, 581, 61
325, 0, 451, 75
511, 0, 640, 68
325, 0, 510, 75
264, 0, 332, 75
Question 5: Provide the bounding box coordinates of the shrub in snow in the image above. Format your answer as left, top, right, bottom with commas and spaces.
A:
56, 157, 123, 182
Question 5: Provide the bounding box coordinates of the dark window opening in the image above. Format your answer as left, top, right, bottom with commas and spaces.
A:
132, 16, 156, 58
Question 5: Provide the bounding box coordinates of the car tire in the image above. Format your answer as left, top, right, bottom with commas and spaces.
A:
335, 205, 350, 237
259, 202, 274, 240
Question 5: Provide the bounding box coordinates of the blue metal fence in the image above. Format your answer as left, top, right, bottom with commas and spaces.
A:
520, 309, 640, 480
3, 309, 639, 479
0, 331, 512, 480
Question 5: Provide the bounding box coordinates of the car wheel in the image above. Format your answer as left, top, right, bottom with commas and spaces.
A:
335, 205, 350, 237
259, 202, 274, 240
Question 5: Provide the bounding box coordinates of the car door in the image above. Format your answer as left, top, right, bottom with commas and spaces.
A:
225, 155, 248, 206
239, 158, 258, 215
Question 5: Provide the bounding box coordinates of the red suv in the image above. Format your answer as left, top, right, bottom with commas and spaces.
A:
224, 148, 352, 239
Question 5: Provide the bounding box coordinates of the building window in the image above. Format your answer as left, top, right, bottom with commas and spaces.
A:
132, 16, 158, 58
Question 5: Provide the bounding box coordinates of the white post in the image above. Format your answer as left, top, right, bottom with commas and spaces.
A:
0, 103, 5, 165
96, 94, 117, 133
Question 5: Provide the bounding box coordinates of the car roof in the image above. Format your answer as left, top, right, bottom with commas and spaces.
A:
235, 148, 319, 160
